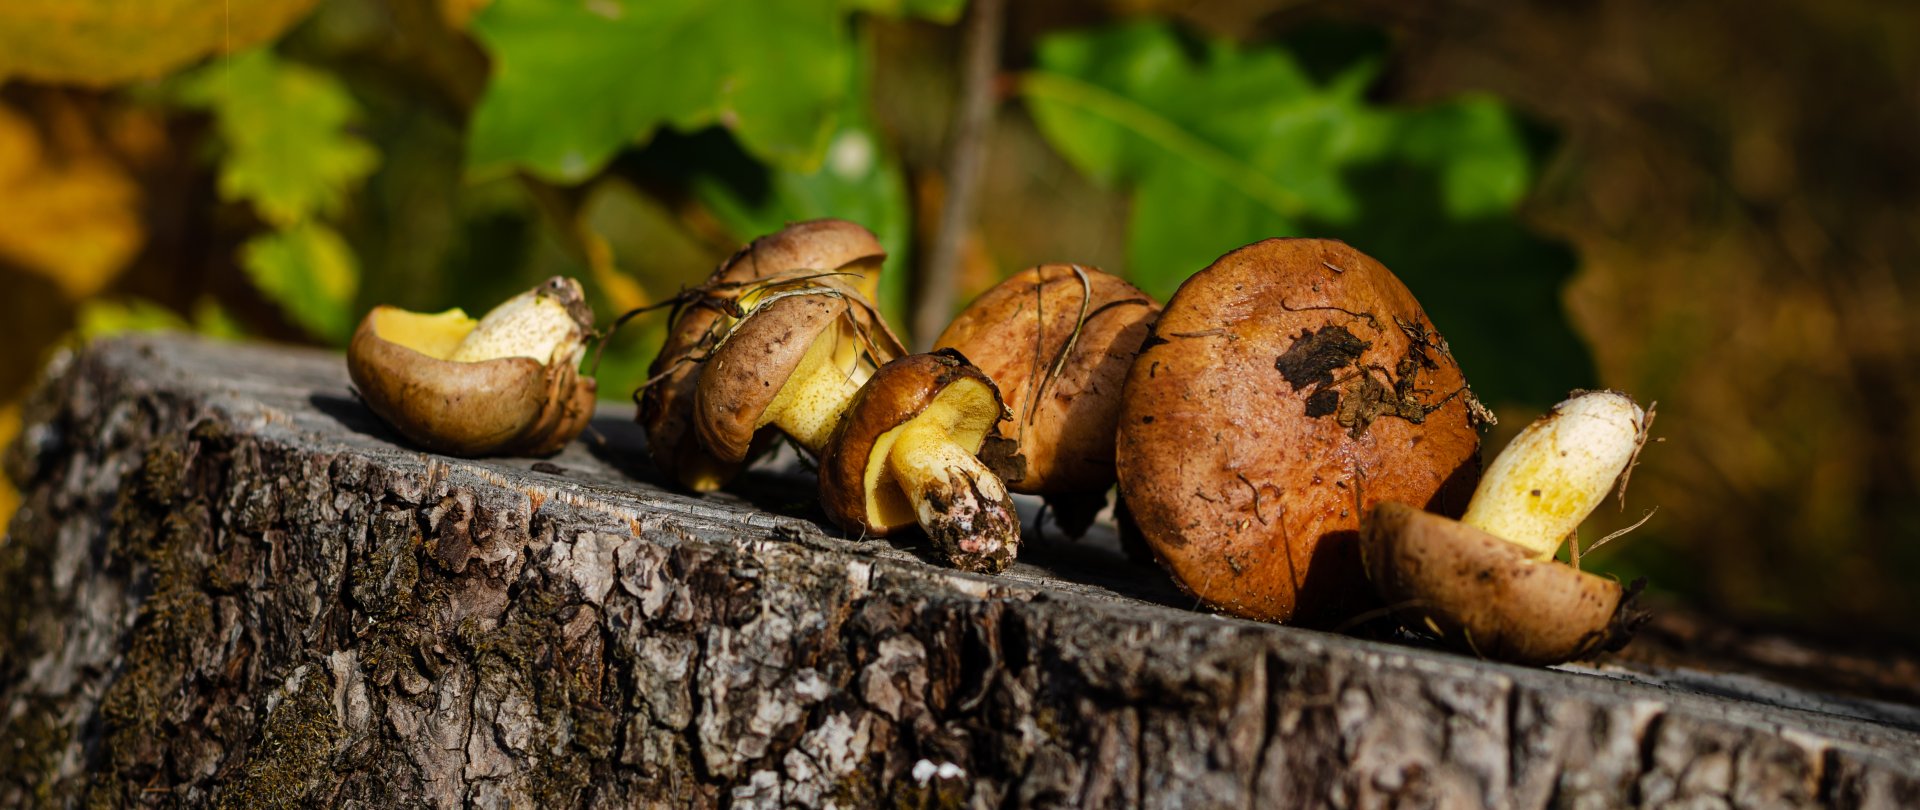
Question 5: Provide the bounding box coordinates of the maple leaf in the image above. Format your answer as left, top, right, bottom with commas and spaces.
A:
176, 50, 380, 228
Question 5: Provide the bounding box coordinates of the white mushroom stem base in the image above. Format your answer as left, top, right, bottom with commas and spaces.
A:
888, 418, 1021, 574
1460, 390, 1647, 560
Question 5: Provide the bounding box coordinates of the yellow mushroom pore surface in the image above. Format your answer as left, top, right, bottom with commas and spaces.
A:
864, 378, 1002, 529
1460, 392, 1645, 559
761, 320, 871, 455
369, 307, 475, 359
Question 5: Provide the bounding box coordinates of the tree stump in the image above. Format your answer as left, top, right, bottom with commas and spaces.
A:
3, 335, 1918, 807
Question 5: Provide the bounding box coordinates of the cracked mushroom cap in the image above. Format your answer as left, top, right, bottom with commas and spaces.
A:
348, 282, 597, 457
639, 219, 892, 490
1361, 501, 1644, 666
1116, 238, 1485, 625
934, 264, 1160, 496
819, 351, 1005, 536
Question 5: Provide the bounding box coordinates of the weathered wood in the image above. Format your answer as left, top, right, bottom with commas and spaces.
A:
2, 335, 1918, 808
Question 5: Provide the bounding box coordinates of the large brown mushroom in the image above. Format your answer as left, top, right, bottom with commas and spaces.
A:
694, 287, 898, 461
348, 276, 596, 457
819, 351, 1020, 573
1116, 238, 1489, 625
933, 264, 1160, 536
637, 219, 897, 490
1361, 390, 1653, 666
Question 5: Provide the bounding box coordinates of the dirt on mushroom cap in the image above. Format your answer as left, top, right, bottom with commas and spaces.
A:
934, 264, 1160, 495
1116, 238, 1487, 626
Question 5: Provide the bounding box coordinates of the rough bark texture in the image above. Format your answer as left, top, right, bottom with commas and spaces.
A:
2, 335, 1919, 808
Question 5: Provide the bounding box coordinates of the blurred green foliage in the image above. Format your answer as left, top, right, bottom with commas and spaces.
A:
176, 49, 375, 343
75, 297, 243, 341
1022, 22, 1589, 406
176, 50, 378, 227
239, 222, 362, 342
690, 42, 914, 328
467, 0, 961, 182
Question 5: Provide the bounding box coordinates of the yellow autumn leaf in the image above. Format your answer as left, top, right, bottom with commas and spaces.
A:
0, 102, 143, 300
0, 0, 321, 86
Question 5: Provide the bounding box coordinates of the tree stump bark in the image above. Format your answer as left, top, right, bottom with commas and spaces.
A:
2, 335, 1918, 807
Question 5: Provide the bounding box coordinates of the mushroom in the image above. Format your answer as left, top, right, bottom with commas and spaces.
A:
1361, 390, 1653, 665
348, 276, 596, 457
819, 351, 1021, 573
637, 219, 897, 490
933, 264, 1160, 536
1116, 238, 1489, 625
694, 287, 898, 461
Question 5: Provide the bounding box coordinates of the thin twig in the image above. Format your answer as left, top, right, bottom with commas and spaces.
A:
1584, 507, 1659, 558
912, 0, 1007, 349
1029, 266, 1093, 425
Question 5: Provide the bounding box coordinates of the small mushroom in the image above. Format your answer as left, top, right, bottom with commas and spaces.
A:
1116, 238, 1488, 625
348, 276, 596, 457
1361, 391, 1653, 665
694, 287, 898, 461
638, 219, 896, 490
819, 351, 1021, 573
933, 264, 1160, 536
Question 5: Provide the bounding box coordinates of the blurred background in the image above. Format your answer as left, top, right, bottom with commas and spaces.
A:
1, 0, 1915, 643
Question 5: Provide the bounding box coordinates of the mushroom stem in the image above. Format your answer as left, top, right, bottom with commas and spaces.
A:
1460, 391, 1648, 560
677, 455, 738, 494
759, 326, 872, 456
888, 414, 1021, 573
449, 278, 592, 365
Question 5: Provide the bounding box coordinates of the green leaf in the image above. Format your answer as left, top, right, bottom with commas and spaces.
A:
845, 0, 966, 24
1394, 98, 1534, 219
241, 222, 360, 343
191, 297, 248, 340
74, 296, 246, 341
693, 40, 912, 327
1022, 21, 1589, 407
176, 49, 379, 227
75, 298, 191, 339
468, 0, 859, 183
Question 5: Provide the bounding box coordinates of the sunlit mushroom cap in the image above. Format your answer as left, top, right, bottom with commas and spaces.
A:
819, 350, 1005, 536
638, 219, 890, 490
935, 264, 1159, 495
1116, 238, 1485, 625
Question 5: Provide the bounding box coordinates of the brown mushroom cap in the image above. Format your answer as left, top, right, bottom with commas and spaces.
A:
1116, 238, 1485, 625
694, 290, 873, 462
1361, 501, 1641, 666
934, 264, 1160, 495
638, 219, 893, 490
348, 305, 597, 457
819, 351, 1004, 536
